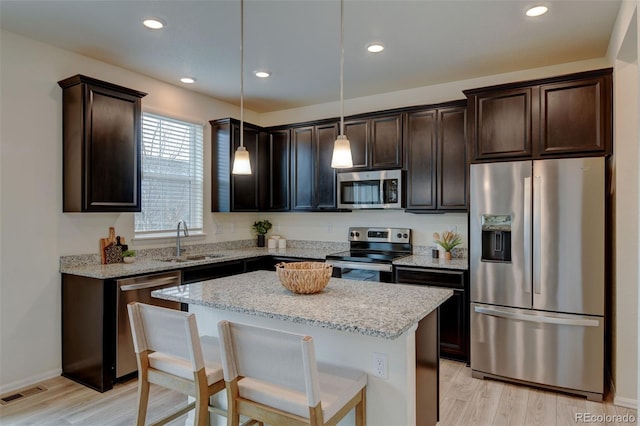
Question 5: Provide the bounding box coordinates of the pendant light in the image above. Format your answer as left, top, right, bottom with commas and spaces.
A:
232, 0, 252, 175
331, 0, 353, 169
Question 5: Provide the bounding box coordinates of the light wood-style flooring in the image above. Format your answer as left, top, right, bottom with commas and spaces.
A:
1, 359, 636, 426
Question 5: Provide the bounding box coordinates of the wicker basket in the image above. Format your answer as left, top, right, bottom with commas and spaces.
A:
275, 262, 333, 294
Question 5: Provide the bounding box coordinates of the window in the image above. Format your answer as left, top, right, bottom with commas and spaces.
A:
135, 113, 203, 236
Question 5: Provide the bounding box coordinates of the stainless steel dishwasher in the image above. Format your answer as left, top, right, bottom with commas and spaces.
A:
116, 270, 182, 378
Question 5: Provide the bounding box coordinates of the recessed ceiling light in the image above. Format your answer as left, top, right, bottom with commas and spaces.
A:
525, 6, 548, 17
143, 18, 166, 30
180, 77, 196, 84
254, 71, 271, 78
367, 43, 384, 53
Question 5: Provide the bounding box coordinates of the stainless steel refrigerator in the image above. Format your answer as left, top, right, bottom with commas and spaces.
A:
470, 157, 605, 401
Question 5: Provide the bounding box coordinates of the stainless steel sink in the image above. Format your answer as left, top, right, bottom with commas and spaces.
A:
186, 254, 227, 260
158, 258, 190, 263
158, 253, 227, 263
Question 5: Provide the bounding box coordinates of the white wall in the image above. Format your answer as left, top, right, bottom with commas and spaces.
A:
0, 25, 630, 398
0, 30, 246, 391
607, 0, 640, 408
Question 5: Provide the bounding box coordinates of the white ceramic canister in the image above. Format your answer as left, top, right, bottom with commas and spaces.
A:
278, 238, 286, 249
267, 238, 277, 249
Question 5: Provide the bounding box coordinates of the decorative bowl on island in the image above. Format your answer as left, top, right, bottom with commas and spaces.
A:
275, 262, 332, 294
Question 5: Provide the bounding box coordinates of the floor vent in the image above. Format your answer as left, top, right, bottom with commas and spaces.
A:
0, 385, 47, 405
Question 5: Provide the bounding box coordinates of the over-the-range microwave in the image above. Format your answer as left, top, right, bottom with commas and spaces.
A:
337, 169, 403, 209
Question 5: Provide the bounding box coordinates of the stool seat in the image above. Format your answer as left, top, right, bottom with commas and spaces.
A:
148, 336, 224, 385
239, 362, 367, 420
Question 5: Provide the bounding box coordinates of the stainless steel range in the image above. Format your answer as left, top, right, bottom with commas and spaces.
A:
326, 227, 412, 282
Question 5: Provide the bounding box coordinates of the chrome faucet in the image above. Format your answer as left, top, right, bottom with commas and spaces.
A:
176, 220, 189, 257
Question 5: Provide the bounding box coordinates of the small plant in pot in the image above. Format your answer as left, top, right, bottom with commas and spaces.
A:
122, 249, 137, 263
253, 220, 272, 247
433, 231, 463, 260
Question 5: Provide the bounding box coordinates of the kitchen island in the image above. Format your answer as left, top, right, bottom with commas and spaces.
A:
152, 270, 452, 426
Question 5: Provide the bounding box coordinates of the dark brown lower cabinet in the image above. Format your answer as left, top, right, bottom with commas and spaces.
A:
394, 266, 469, 362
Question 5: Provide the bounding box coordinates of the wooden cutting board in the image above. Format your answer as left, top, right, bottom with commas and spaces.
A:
99, 227, 118, 264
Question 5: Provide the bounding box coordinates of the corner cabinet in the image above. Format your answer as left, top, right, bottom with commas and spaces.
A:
465, 68, 612, 162
290, 122, 339, 211
405, 102, 467, 211
58, 75, 147, 212
394, 266, 469, 362
211, 119, 290, 212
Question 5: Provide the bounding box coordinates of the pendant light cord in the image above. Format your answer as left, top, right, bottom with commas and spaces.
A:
339, 0, 345, 136
240, 0, 244, 147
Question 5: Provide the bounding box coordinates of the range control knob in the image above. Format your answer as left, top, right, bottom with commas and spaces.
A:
403, 233, 408, 239
355, 232, 360, 237
397, 233, 402, 239
350, 231, 355, 237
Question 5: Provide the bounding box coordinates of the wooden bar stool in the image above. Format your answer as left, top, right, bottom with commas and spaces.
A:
127, 302, 227, 426
217, 320, 367, 426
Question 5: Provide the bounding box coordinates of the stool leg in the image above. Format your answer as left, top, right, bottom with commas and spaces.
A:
135, 374, 150, 426
355, 388, 366, 426
194, 369, 210, 426
226, 380, 240, 426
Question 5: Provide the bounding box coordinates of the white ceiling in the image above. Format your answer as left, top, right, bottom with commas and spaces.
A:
0, 0, 621, 113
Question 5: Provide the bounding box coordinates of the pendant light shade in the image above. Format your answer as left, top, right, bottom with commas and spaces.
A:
331, 135, 353, 168
232, 146, 251, 174
232, 0, 252, 175
332, 0, 353, 169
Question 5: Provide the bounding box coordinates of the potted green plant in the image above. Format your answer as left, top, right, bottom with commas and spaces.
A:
253, 220, 272, 247
122, 249, 137, 263
433, 231, 463, 260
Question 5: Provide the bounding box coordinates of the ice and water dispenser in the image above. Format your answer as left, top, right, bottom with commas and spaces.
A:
480, 215, 512, 262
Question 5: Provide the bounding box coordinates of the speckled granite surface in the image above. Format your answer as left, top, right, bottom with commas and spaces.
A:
152, 270, 453, 340
393, 255, 468, 270
59, 246, 342, 279
59, 239, 467, 279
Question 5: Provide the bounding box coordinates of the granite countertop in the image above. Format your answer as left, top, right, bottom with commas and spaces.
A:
152, 270, 453, 340
394, 254, 469, 270
59, 247, 335, 279
60, 241, 468, 279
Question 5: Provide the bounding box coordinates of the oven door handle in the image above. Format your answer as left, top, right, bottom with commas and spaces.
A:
325, 260, 393, 273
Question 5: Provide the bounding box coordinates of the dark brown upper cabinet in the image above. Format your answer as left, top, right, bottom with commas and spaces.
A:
58, 75, 146, 212
405, 102, 467, 212
290, 122, 339, 211
464, 68, 612, 162
468, 87, 532, 160
264, 129, 291, 211
210, 119, 265, 212
539, 76, 611, 156
344, 113, 403, 170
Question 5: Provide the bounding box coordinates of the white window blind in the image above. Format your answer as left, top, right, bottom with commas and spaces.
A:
135, 113, 203, 235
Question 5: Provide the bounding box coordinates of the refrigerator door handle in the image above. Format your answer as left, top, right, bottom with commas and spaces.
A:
523, 176, 532, 294
533, 175, 542, 295
473, 306, 600, 327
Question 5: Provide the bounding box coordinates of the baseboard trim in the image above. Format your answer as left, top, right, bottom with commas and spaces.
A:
613, 395, 638, 409
0, 369, 61, 395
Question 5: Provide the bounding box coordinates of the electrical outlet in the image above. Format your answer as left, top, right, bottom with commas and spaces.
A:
372, 353, 388, 379
326, 223, 333, 233
230, 223, 235, 233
